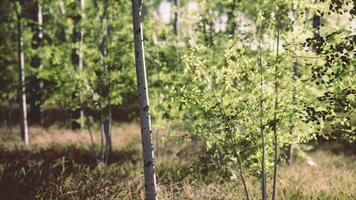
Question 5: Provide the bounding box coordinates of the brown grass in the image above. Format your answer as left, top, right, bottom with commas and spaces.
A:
0, 123, 142, 149
0, 124, 355, 199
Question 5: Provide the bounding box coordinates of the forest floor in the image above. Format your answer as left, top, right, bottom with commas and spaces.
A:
0, 124, 355, 200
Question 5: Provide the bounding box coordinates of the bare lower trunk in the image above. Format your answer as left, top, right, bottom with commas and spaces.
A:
131, 0, 157, 199
97, 0, 112, 164
71, 0, 85, 130
272, 26, 281, 200
15, 4, 29, 145
7, 98, 15, 130
155, 128, 159, 157
85, 113, 97, 160
101, 105, 112, 163
236, 154, 250, 200
288, 6, 298, 165
258, 31, 266, 200
100, 108, 104, 161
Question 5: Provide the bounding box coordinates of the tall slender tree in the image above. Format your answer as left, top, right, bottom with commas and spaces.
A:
96, 0, 112, 164
29, 1, 44, 125
288, 61, 297, 166
70, 0, 84, 130
272, 24, 281, 200
14, 1, 29, 145
131, 0, 157, 199
78, 0, 86, 130
287, 5, 298, 166
79, 0, 85, 73
258, 34, 266, 200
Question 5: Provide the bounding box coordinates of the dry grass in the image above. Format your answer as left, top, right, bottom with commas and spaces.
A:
0, 124, 355, 199
0, 123, 142, 149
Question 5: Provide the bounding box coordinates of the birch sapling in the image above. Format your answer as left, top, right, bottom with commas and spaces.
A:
14, 2, 29, 145
131, 0, 157, 199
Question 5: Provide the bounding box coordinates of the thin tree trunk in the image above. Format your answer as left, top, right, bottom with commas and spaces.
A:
83, 108, 97, 160
79, 0, 85, 128
59, 0, 66, 15
103, 105, 112, 163
87, 123, 97, 160
226, 0, 238, 34
71, 0, 84, 130
258, 30, 266, 200
172, 0, 179, 35
29, 2, 44, 125
287, 3, 298, 167
131, 0, 157, 199
97, 0, 112, 164
208, 14, 214, 47
238, 156, 250, 200
79, 0, 85, 73
155, 128, 159, 157
288, 61, 297, 166
100, 107, 104, 161
15, 3, 29, 145
272, 26, 281, 200
7, 98, 14, 130
99, 95, 112, 164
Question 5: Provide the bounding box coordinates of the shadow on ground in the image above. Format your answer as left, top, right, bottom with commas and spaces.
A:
0, 146, 140, 199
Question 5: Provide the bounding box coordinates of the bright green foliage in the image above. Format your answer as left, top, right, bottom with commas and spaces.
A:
0, 0, 354, 191
38, 0, 135, 116
0, 0, 32, 104
171, 0, 355, 178
299, 0, 356, 142
0, 2, 18, 102
175, 39, 314, 175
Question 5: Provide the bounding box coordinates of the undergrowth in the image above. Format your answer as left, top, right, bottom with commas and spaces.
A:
0, 125, 354, 199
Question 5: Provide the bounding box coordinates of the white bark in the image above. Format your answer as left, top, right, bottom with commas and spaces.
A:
35, 3, 44, 124
79, 0, 85, 128
16, 5, 29, 145
59, 0, 65, 15
131, 0, 157, 199
79, 0, 85, 72
38, 5, 43, 39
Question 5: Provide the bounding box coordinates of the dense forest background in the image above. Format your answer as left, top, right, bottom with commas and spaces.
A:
0, 0, 355, 199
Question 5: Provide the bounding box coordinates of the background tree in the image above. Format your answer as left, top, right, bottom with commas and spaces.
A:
0, 0, 18, 128
28, 0, 44, 125
14, 1, 29, 145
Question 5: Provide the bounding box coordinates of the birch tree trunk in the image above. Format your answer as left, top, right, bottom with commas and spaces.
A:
272, 26, 281, 200
131, 0, 157, 199
79, 0, 85, 72
78, 0, 85, 128
71, 0, 84, 130
15, 3, 29, 145
258, 31, 266, 200
30, 2, 44, 125
95, 0, 112, 164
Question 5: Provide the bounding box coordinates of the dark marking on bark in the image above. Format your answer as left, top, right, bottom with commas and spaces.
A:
143, 105, 149, 112
145, 161, 152, 168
